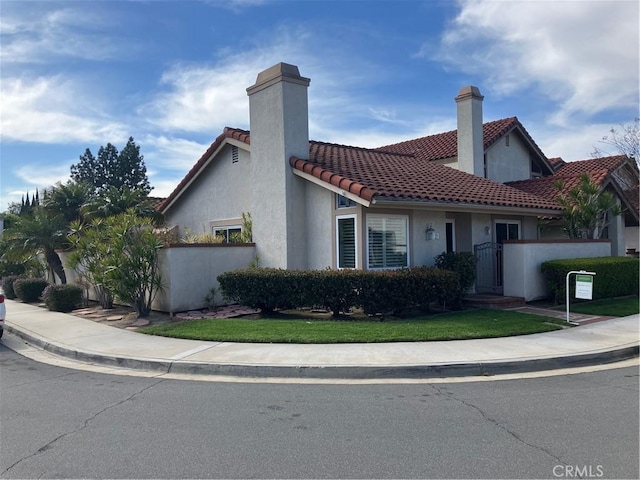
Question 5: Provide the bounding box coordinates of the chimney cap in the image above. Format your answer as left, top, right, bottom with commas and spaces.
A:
247, 62, 310, 96
455, 85, 484, 102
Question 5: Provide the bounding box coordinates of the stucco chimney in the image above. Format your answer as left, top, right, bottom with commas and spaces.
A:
455, 86, 484, 177
246, 63, 310, 269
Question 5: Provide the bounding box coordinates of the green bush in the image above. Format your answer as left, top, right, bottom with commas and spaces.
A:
541, 256, 640, 304
13, 278, 49, 303
42, 284, 83, 312
434, 251, 477, 306
218, 267, 460, 317
1, 275, 22, 299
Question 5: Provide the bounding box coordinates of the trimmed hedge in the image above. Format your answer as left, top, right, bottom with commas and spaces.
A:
13, 278, 49, 303
42, 284, 83, 312
1, 275, 21, 299
218, 267, 460, 317
541, 256, 640, 304
434, 251, 477, 306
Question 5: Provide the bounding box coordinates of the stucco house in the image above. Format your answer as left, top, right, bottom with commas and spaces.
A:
507, 155, 639, 253
157, 63, 634, 301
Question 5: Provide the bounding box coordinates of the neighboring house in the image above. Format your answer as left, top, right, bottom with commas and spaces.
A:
507, 155, 639, 254
159, 63, 632, 296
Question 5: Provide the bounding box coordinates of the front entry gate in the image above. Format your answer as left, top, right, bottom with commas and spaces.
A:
474, 242, 503, 294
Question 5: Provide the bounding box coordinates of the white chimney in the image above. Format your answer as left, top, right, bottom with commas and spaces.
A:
455, 86, 484, 177
246, 63, 310, 269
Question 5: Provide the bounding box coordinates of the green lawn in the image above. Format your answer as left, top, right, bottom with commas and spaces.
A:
569, 296, 639, 317
139, 309, 567, 344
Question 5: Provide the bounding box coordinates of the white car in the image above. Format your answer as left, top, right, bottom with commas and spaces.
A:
0, 287, 5, 338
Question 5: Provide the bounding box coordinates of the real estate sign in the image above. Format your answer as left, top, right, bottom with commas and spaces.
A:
575, 274, 594, 300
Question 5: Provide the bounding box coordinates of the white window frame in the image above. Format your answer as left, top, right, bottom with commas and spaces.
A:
212, 225, 243, 243
494, 220, 521, 242
366, 214, 409, 270
336, 214, 358, 269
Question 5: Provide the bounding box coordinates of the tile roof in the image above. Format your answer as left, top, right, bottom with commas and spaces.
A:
554, 155, 627, 176
162, 124, 564, 214
521, 155, 639, 220
505, 170, 610, 201
376, 117, 544, 162
292, 141, 562, 210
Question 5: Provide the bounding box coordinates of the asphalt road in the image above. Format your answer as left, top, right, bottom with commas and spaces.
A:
1, 342, 638, 479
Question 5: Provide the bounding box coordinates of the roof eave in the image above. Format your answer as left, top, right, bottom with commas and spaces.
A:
372, 197, 562, 216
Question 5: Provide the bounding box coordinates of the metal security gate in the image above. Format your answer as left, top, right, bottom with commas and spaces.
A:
474, 242, 503, 294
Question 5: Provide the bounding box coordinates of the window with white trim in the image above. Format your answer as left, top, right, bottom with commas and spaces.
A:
367, 214, 408, 269
336, 215, 357, 269
213, 225, 242, 243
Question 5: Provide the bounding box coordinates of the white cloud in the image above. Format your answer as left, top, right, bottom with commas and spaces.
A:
143, 135, 211, 171
435, 0, 639, 126
0, 5, 128, 64
0, 76, 127, 144
536, 122, 625, 162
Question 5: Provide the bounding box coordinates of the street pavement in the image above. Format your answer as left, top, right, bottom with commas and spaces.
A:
2, 299, 638, 380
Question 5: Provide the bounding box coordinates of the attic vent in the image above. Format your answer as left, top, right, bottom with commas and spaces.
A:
232, 146, 239, 163
505, 134, 510, 147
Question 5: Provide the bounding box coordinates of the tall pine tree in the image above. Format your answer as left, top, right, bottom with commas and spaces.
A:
70, 137, 151, 195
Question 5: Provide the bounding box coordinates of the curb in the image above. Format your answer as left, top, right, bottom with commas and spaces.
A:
5, 324, 639, 379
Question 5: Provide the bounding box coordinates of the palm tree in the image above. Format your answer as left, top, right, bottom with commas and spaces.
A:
554, 173, 622, 239
80, 186, 163, 224
42, 180, 91, 224
2, 207, 69, 283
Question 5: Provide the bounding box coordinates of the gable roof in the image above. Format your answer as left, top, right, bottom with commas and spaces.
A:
554, 155, 628, 176
507, 157, 639, 222
376, 117, 550, 169
161, 123, 564, 215
505, 170, 610, 200
291, 141, 562, 211
159, 127, 250, 212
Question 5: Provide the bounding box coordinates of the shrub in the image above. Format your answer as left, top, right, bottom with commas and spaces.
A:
218, 267, 460, 317
42, 284, 83, 312
1, 275, 21, 299
541, 256, 640, 304
13, 278, 49, 303
434, 251, 477, 306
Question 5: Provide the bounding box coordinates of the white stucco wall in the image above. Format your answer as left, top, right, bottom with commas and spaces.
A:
411, 210, 446, 266
485, 133, 531, 183
305, 182, 333, 269
165, 145, 252, 236
153, 244, 256, 313
502, 240, 611, 301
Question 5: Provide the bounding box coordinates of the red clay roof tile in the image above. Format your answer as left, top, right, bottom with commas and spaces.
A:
377, 117, 540, 161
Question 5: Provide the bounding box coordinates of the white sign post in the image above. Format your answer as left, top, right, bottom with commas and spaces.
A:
565, 270, 596, 324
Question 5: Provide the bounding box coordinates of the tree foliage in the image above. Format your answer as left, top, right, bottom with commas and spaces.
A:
69, 211, 164, 317
70, 137, 151, 195
554, 173, 622, 239
1, 207, 68, 283
80, 186, 163, 224
42, 180, 91, 224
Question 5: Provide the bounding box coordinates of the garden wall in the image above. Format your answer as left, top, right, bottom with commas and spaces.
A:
502, 240, 611, 301
58, 244, 256, 314
153, 244, 256, 313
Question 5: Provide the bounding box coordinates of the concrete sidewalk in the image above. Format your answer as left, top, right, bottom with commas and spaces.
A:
2, 299, 638, 379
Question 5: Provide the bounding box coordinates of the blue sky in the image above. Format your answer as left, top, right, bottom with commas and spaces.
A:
1, 0, 638, 210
